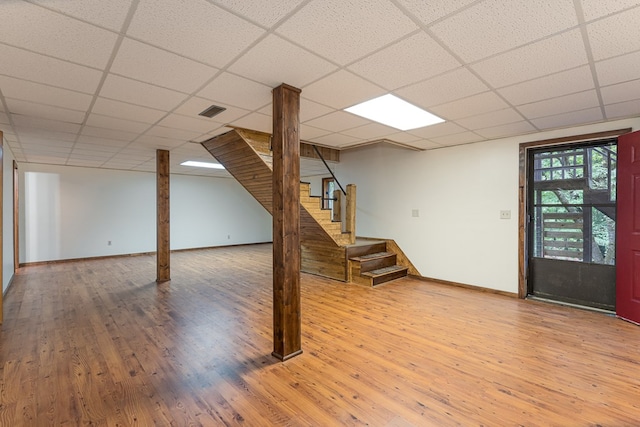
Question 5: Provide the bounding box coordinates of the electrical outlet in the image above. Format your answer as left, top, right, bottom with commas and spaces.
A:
500, 210, 511, 220
412, 209, 419, 218
108, 240, 112, 246
227, 235, 231, 239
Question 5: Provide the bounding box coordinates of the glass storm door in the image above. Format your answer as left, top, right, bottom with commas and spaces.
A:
528, 139, 617, 310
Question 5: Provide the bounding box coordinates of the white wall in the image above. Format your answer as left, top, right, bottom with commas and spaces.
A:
3, 136, 15, 294
20, 164, 272, 263
336, 118, 640, 294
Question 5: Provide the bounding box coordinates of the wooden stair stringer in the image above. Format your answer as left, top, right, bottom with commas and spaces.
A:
201, 129, 349, 248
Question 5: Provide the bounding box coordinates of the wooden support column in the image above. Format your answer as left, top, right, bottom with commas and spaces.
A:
272, 83, 302, 361
156, 149, 170, 283
346, 184, 356, 244
332, 189, 341, 223
0, 131, 3, 324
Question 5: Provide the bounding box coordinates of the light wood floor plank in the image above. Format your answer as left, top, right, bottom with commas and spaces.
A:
1, 243, 639, 426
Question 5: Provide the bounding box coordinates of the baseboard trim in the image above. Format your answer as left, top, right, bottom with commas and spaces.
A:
409, 275, 518, 298
19, 241, 273, 268
3, 274, 15, 297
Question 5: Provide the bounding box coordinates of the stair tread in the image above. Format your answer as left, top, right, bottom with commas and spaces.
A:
349, 251, 394, 262
362, 265, 408, 277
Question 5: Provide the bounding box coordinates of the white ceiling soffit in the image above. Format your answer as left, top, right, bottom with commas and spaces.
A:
0, 0, 639, 176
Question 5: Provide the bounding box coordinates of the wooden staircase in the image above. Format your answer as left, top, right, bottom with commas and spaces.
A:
347, 241, 409, 286
201, 127, 417, 285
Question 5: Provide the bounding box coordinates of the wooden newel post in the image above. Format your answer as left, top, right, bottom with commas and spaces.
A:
156, 149, 170, 283
332, 189, 342, 223
346, 184, 356, 244
272, 83, 303, 361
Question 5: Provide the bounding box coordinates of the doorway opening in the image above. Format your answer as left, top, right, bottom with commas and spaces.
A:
526, 139, 617, 311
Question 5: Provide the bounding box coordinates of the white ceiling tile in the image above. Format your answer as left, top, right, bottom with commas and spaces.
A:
300, 98, 335, 123
92, 98, 167, 124
6, 99, 86, 123
72, 143, 122, 154
229, 112, 272, 133
531, 107, 603, 130
581, 1, 640, 21
111, 38, 219, 93
15, 127, 78, 143
29, 0, 134, 31
128, 0, 264, 67
601, 79, 640, 105
472, 29, 588, 88
595, 51, 640, 86
430, 91, 509, 120
99, 74, 188, 111
197, 73, 272, 110
302, 70, 386, 110
76, 135, 130, 147
431, 0, 578, 62
341, 123, 398, 140
85, 114, 150, 133
383, 132, 421, 144
1, 1, 118, 68
67, 159, 105, 167
605, 99, 640, 120
457, 108, 524, 130
411, 139, 443, 150
407, 121, 467, 139
12, 115, 81, 134
348, 32, 460, 90
22, 140, 73, 151
156, 114, 221, 134
81, 125, 138, 142
305, 111, 369, 132
0, 112, 9, 125
229, 34, 337, 88
310, 133, 360, 148
396, 67, 488, 108
475, 121, 536, 139
498, 66, 595, 105
173, 97, 250, 123
518, 90, 601, 120
0, 76, 93, 111
145, 125, 203, 141
26, 154, 70, 163
0, 44, 102, 93
431, 131, 485, 146
135, 135, 186, 150
212, 0, 306, 27
587, 6, 640, 61
276, 0, 418, 65
395, 0, 477, 25
67, 152, 111, 161
300, 124, 331, 141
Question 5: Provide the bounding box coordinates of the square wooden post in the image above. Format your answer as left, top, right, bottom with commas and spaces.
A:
156, 149, 170, 283
346, 184, 356, 244
272, 83, 302, 361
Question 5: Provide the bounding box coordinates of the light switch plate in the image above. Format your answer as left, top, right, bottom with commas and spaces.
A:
500, 210, 511, 219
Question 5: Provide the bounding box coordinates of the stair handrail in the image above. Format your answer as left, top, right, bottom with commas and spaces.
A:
312, 144, 346, 196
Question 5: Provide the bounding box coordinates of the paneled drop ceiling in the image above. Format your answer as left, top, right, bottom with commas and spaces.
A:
0, 0, 639, 177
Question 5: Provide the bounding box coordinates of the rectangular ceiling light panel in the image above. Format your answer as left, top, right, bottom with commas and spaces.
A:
345, 94, 444, 131
180, 160, 225, 169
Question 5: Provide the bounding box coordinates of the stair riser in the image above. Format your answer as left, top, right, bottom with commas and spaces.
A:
360, 255, 397, 273
372, 269, 408, 286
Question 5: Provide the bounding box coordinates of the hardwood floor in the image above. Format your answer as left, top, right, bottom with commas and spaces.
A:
1, 243, 639, 426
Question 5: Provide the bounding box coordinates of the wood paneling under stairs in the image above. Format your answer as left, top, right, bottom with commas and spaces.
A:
2, 245, 640, 425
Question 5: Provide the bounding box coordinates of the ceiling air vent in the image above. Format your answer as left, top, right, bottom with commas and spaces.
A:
198, 104, 226, 118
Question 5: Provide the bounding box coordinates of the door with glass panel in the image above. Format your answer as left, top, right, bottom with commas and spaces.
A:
528, 140, 617, 310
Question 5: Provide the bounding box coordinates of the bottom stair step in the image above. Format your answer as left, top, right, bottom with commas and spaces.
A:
361, 265, 408, 286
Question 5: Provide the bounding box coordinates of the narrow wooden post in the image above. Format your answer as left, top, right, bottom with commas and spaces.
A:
332, 189, 341, 223
272, 83, 302, 361
156, 149, 170, 283
346, 184, 356, 244
0, 131, 3, 324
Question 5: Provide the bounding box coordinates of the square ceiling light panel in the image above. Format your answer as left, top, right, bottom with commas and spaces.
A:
345, 94, 444, 131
